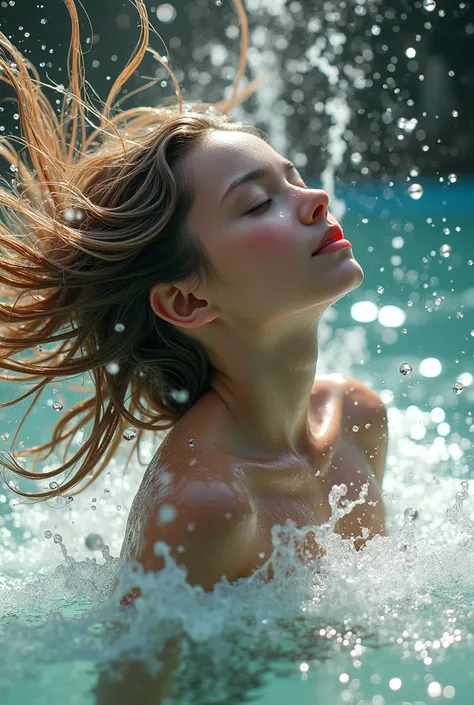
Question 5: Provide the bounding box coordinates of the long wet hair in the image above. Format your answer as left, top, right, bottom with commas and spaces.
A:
0, 0, 265, 500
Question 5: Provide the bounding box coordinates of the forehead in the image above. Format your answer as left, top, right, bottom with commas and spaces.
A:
186, 130, 279, 204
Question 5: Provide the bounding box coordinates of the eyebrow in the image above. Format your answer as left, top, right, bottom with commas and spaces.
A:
219, 159, 297, 207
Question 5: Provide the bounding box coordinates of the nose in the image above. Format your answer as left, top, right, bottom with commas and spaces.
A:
300, 189, 329, 225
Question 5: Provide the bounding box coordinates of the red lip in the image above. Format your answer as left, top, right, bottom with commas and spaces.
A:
312, 224, 346, 255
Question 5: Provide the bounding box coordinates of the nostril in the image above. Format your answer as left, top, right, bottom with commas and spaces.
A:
314, 204, 325, 219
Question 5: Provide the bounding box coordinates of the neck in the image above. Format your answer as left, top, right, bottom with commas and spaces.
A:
208, 318, 322, 460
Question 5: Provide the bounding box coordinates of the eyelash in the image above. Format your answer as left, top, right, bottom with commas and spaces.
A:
245, 181, 307, 216
246, 199, 273, 215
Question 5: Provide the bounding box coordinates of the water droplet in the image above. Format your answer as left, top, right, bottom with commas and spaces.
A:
156, 3, 177, 23
423, 0, 436, 11
453, 382, 464, 394
52, 401, 63, 411
404, 507, 419, 522
448, 173, 457, 183
400, 362, 413, 376
158, 504, 177, 525
85, 533, 104, 550
407, 183, 424, 200
106, 361, 120, 375
440, 244, 451, 258
44, 530, 52, 539
114, 323, 125, 333
122, 426, 137, 441
188, 438, 195, 448
170, 389, 190, 404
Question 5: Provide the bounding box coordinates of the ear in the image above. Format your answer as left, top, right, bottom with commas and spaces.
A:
149, 283, 218, 329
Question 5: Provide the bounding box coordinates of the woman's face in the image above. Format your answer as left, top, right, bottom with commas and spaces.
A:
184, 130, 363, 331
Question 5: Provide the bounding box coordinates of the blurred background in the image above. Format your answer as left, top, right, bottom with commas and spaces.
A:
0, 0, 473, 178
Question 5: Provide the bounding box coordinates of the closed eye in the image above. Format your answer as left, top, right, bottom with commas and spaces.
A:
245, 199, 273, 216
244, 179, 307, 216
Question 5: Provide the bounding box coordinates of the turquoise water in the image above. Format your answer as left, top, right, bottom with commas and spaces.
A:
0, 178, 473, 704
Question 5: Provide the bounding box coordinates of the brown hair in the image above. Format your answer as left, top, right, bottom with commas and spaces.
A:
0, 0, 265, 500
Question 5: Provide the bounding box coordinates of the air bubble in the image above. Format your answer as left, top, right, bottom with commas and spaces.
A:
49, 481, 59, 490
188, 438, 195, 448
399, 362, 413, 376
52, 401, 63, 411
423, 0, 436, 10
453, 382, 464, 394
114, 323, 125, 333
448, 173, 457, 183
44, 530, 52, 539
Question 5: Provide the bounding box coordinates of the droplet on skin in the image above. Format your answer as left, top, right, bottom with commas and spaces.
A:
158, 504, 177, 525
170, 389, 190, 404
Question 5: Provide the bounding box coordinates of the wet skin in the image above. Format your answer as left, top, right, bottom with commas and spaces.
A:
120, 374, 387, 589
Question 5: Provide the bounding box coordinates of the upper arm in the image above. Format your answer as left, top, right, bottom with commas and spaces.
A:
96, 464, 257, 705
341, 377, 388, 487
119, 459, 257, 594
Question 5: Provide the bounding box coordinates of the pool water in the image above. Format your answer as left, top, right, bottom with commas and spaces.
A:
0, 178, 473, 705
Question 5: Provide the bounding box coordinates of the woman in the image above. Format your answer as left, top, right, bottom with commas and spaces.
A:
0, 0, 387, 700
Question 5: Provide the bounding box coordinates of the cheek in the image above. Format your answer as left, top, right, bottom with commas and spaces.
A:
227, 217, 297, 268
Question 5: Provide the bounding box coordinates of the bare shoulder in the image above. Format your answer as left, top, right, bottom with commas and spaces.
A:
120, 425, 257, 593
339, 375, 388, 485
313, 375, 388, 485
